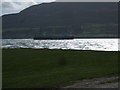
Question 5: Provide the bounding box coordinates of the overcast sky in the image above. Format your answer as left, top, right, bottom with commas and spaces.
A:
1, 0, 119, 16
1, 0, 55, 16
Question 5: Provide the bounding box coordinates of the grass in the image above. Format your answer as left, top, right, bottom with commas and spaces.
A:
2, 49, 119, 88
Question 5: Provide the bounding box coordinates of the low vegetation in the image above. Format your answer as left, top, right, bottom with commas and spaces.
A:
3, 49, 119, 88
3, 24, 118, 38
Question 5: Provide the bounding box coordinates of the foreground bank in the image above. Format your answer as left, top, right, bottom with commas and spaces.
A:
3, 49, 119, 88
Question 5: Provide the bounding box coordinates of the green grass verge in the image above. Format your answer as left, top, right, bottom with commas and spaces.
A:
2, 49, 119, 88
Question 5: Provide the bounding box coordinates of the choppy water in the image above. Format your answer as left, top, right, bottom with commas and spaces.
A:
1, 39, 119, 51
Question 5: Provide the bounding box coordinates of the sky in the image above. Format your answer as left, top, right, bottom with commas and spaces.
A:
1, 0, 119, 16
1, 0, 56, 16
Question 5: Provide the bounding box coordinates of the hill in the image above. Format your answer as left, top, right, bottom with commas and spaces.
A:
2, 2, 118, 38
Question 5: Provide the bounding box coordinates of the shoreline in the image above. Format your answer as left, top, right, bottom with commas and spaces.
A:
2, 48, 119, 52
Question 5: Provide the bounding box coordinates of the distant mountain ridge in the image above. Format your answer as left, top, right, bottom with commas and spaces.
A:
2, 2, 118, 38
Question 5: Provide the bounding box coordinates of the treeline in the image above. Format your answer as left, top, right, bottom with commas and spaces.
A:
2, 24, 118, 39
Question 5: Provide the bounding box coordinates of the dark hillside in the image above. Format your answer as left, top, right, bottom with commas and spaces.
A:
2, 2, 118, 38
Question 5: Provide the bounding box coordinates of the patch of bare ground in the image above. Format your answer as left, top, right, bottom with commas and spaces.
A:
63, 76, 119, 88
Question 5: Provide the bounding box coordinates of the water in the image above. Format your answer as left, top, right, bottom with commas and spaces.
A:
1, 39, 119, 51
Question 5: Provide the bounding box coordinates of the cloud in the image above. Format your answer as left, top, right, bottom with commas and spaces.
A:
1, 0, 55, 16
2, 2, 34, 15
3, 0, 39, 2
2, 2, 38, 15
55, 0, 119, 2
43, 0, 56, 2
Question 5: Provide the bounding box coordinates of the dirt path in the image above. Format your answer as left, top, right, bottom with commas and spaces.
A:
63, 76, 119, 88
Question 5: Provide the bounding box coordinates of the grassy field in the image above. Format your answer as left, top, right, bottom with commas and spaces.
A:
2, 49, 119, 88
